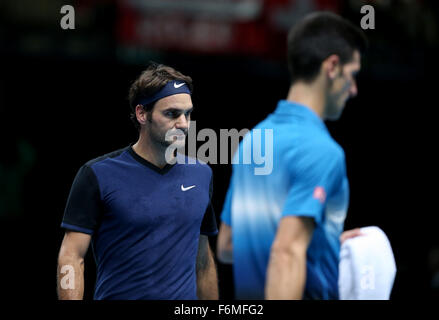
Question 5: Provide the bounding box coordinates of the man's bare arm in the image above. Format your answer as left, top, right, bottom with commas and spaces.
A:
265, 216, 314, 299
196, 235, 219, 300
57, 231, 91, 300
216, 222, 233, 264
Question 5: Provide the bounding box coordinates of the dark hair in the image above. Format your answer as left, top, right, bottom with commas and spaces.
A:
128, 62, 193, 130
287, 11, 368, 84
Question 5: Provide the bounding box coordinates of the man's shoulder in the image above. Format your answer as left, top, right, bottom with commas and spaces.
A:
310, 135, 343, 156
287, 133, 344, 165
82, 145, 130, 169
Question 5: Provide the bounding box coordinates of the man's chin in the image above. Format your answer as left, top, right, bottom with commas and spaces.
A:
173, 141, 186, 148
326, 110, 343, 121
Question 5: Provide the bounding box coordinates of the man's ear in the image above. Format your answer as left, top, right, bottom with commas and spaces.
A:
323, 54, 341, 80
135, 105, 148, 126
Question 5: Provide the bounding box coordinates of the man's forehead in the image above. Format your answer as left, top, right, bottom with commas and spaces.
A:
155, 93, 193, 110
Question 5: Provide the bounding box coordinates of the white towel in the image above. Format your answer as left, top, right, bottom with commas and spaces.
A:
338, 226, 396, 300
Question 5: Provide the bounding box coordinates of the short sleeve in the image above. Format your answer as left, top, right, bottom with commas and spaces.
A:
61, 165, 104, 235
200, 174, 218, 236
281, 142, 344, 225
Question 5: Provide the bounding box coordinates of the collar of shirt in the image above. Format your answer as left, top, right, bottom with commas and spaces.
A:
273, 100, 328, 133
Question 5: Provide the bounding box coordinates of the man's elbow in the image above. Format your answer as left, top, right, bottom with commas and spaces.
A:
216, 223, 233, 264
269, 240, 307, 263
58, 256, 84, 280
58, 245, 85, 268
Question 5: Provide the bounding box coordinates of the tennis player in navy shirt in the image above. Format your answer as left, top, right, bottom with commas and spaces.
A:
57, 63, 218, 300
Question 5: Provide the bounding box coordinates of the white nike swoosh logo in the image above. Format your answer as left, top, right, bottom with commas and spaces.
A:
181, 185, 196, 191
174, 82, 185, 88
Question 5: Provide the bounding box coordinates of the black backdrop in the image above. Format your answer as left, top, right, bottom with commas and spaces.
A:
0, 1, 437, 301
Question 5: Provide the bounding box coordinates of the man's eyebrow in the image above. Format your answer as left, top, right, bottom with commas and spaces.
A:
163, 107, 193, 113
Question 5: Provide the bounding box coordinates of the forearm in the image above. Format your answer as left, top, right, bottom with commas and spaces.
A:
217, 248, 233, 264
197, 248, 219, 300
57, 255, 85, 300
265, 251, 306, 299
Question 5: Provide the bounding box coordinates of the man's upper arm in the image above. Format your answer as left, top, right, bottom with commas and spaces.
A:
281, 141, 344, 225
61, 164, 103, 235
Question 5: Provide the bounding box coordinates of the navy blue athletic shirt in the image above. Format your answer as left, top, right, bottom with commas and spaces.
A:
61, 145, 218, 300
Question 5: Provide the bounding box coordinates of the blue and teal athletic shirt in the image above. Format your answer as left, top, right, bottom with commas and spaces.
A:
221, 100, 349, 300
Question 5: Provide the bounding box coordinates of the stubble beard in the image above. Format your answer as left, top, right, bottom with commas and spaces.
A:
148, 123, 187, 152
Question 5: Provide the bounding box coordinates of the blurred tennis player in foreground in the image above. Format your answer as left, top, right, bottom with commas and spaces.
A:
217, 12, 368, 299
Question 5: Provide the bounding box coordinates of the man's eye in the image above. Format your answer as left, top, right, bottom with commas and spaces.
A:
165, 111, 179, 118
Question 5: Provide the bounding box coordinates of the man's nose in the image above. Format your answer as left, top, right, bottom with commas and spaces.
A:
175, 113, 189, 130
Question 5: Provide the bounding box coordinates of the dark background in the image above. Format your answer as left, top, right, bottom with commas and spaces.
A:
0, 0, 437, 300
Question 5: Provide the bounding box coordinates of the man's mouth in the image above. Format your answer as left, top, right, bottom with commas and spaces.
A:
172, 133, 186, 140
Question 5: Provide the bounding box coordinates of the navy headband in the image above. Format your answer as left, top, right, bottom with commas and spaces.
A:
136, 80, 191, 106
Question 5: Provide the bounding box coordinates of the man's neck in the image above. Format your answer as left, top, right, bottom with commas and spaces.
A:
286, 79, 326, 119
132, 132, 171, 169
